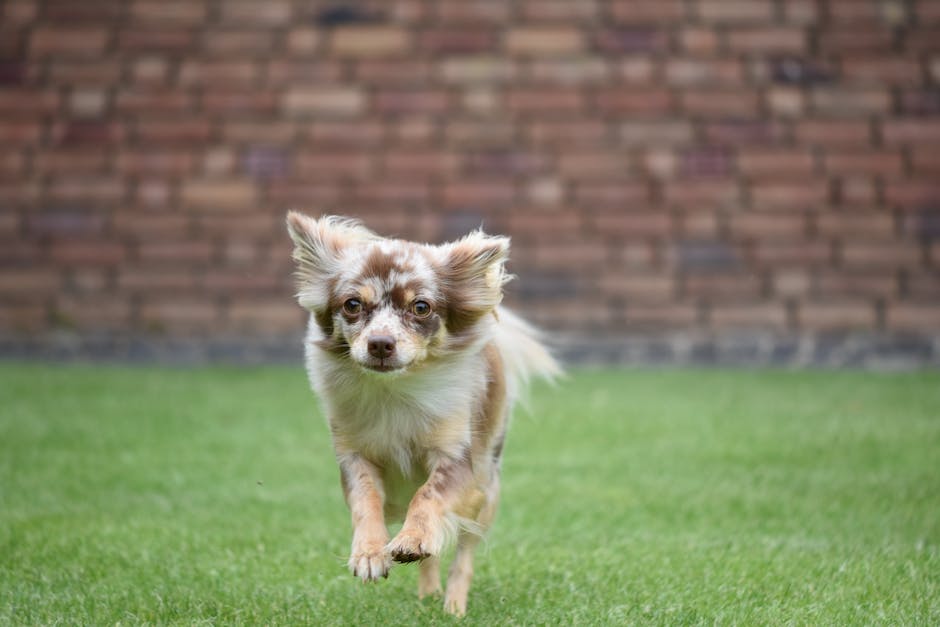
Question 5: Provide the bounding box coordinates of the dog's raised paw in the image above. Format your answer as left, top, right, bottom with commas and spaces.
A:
387, 531, 431, 563
348, 543, 391, 582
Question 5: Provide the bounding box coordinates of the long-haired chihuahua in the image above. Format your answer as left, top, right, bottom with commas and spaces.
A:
286, 212, 559, 616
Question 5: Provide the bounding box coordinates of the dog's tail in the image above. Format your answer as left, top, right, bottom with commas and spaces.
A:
492, 307, 562, 398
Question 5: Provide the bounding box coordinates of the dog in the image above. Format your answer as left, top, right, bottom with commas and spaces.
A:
286, 212, 559, 616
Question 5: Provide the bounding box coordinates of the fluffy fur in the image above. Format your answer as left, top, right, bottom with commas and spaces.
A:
287, 212, 560, 616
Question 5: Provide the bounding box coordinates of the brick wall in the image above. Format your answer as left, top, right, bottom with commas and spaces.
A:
1, 1, 939, 363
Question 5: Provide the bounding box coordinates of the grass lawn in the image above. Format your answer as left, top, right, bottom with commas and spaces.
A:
1, 364, 938, 625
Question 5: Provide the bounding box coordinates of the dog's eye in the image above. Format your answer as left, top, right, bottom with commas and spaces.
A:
412, 300, 432, 317
343, 298, 362, 315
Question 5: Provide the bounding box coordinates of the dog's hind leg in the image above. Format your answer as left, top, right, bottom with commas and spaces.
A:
443, 476, 500, 616
418, 555, 442, 598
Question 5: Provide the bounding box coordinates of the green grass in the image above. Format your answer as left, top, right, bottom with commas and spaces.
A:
1, 364, 938, 625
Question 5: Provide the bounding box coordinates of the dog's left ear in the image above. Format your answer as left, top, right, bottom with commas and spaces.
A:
286, 212, 375, 310
440, 230, 511, 313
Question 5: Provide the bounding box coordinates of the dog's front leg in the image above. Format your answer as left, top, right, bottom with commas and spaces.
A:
387, 450, 473, 563
339, 453, 391, 582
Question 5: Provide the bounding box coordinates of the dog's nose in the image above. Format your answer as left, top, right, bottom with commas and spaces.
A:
367, 335, 396, 359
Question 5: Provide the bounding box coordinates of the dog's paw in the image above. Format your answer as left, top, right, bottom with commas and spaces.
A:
387, 530, 432, 563
444, 596, 467, 617
348, 541, 391, 582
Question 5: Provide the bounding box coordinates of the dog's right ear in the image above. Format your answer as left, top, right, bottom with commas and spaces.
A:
286, 212, 375, 310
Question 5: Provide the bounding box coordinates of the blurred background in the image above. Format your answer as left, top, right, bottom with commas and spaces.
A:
0, 0, 938, 366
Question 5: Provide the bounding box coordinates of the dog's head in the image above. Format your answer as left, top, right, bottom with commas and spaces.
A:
287, 212, 510, 374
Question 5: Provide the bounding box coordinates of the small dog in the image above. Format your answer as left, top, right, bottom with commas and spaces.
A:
286, 212, 559, 616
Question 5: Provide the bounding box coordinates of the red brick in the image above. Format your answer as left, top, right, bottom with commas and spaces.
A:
3, 1, 37, 24
906, 273, 940, 298
50, 241, 125, 265
202, 91, 277, 114
224, 121, 298, 144
283, 87, 365, 116
886, 303, 940, 331
609, 1, 685, 22
418, 29, 497, 54
294, 152, 374, 179
54, 297, 131, 329
0, 269, 60, 292
116, 150, 194, 175
112, 212, 190, 237
508, 89, 584, 113
141, 300, 218, 331
842, 58, 924, 84
795, 120, 872, 145
138, 241, 214, 265
442, 180, 516, 207
219, 0, 292, 25
117, 29, 195, 51
815, 211, 895, 238
136, 120, 211, 145
595, 28, 670, 53
818, 27, 894, 52
528, 121, 609, 146
557, 152, 631, 180
710, 303, 788, 330
34, 150, 108, 174
130, 1, 208, 24
598, 273, 676, 302
841, 242, 923, 268
116, 90, 192, 113
729, 212, 807, 237
355, 180, 432, 205
48, 178, 125, 203
621, 120, 695, 145
0, 303, 47, 332
727, 28, 807, 53
884, 181, 940, 208
42, 1, 121, 21
356, 61, 432, 84
0, 89, 58, 113
680, 27, 721, 54
824, 151, 904, 175
910, 147, 940, 173
48, 60, 121, 84
750, 181, 830, 208
800, 302, 878, 330
664, 181, 741, 205
447, 121, 515, 146
738, 149, 816, 178
698, 1, 774, 23
881, 121, 940, 144
815, 271, 896, 298
374, 90, 451, 114
664, 59, 744, 85
118, 268, 198, 292
812, 88, 892, 115
308, 121, 384, 146
330, 26, 410, 57
624, 303, 700, 328
31, 27, 109, 55
618, 57, 657, 82
181, 180, 258, 211
204, 31, 274, 55
505, 28, 585, 55
574, 182, 650, 206
179, 61, 259, 85
594, 89, 673, 114
529, 57, 612, 84
752, 241, 832, 265
704, 120, 788, 144
593, 212, 673, 237
383, 152, 459, 177
227, 302, 302, 333
0, 181, 40, 204
681, 89, 760, 116
285, 28, 321, 56
435, 0, 510, 22
522, 1, 600, 21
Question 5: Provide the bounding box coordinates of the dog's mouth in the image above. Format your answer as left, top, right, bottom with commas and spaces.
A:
361, 359, 405, 374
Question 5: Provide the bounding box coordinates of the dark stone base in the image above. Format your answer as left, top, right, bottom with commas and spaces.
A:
1, 331, 939, 369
